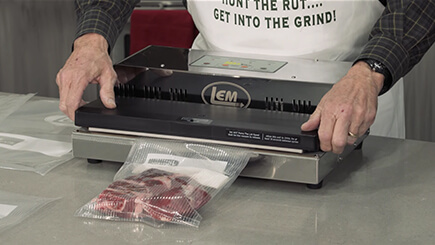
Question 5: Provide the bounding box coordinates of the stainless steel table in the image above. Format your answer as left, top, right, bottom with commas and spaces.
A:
1, 101, 435, 244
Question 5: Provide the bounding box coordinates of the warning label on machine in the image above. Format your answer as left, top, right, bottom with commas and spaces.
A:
227, 130, 261, 140
263, 134, 299, 144
226, 130, 299, 145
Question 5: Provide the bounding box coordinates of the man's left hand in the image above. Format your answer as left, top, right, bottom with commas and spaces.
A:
301, 61, 385, 154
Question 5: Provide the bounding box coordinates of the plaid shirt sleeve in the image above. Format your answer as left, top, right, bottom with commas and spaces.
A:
75, 0, 140, 51
356, 0, 435, 94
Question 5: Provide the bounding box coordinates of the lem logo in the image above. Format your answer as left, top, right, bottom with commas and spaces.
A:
201, 81, 251, 108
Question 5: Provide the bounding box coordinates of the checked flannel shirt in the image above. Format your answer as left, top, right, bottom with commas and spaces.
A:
74, 0, 434, 93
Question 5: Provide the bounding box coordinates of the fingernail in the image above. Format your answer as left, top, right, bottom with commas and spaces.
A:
162, 70, 173, 76
107, 98, 116, 107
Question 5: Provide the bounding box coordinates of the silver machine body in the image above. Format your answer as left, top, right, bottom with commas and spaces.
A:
72, 46, 367, 188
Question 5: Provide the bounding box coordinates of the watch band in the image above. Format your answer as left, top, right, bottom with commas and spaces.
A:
359, 58, 392, 95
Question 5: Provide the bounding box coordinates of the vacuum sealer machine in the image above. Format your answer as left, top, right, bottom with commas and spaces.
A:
72, 45, 367, 188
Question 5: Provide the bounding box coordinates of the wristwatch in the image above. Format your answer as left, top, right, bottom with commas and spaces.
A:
359, 58, 392, 95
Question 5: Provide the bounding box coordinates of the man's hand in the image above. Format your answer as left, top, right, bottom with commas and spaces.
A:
56, 33, 117, 121
301, 61, 385, 154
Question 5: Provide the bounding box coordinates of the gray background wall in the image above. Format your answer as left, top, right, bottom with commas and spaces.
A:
404, 49, 435, 143
0, 0, 434, 142
0, 0, 98, 101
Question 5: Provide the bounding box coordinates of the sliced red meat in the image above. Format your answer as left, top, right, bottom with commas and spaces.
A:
94, 168, 212, 224
95, 189, 127, 212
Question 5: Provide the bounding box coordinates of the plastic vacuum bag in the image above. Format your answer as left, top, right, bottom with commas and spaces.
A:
75, 138, 253, 228
0, 99, 76, 175
0, 93, 34, 123
0, 190, 59, 233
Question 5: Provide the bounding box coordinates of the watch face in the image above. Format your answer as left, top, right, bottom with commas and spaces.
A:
364, 59, 385, 73
373, 62, 383, 70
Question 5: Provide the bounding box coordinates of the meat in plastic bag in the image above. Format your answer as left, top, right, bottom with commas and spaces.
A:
93, 168, 211, 226
75, 138, 252, 228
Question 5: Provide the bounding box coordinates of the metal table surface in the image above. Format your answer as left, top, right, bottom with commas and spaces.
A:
1, 100, 435, 244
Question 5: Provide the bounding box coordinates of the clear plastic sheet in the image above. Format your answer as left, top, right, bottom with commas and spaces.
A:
75, 138, 252, 228
0, 99, 76, 175
0, 93, 35, 123
0, 190, 59, 233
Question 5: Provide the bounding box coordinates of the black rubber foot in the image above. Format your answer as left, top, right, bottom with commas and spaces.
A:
306, 180, 323, 189
87, 159, 102, 164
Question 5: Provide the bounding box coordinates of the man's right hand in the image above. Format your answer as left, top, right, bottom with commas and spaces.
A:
56, 33, 117, 121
